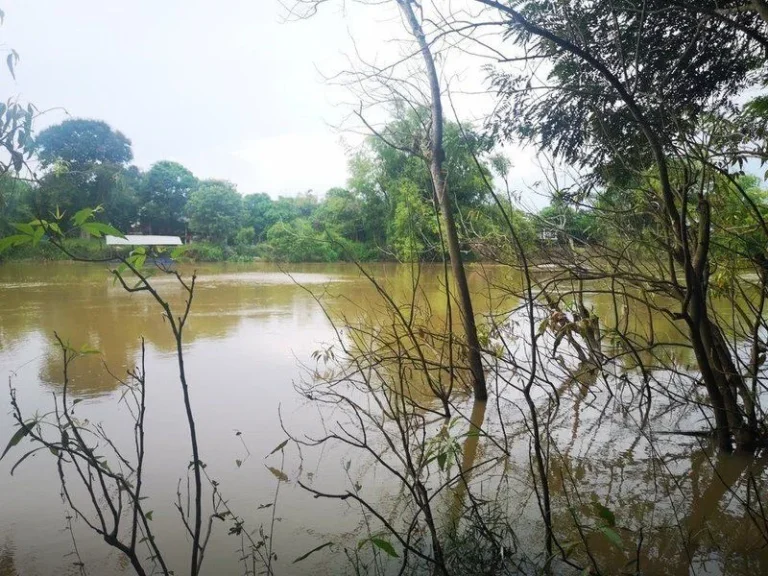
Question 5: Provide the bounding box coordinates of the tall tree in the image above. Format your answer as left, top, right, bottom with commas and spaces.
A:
314, 187, 366, 242
139, 161, 197, 235
32, 118, 137, 229
351, 109, 495, 259
242, 192, 275, 240
186, 180, 243, 243
397, 0, 488, 406
35, 118, 132, 170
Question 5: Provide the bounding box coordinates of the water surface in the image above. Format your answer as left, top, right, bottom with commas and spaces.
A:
0, 261, 766, 576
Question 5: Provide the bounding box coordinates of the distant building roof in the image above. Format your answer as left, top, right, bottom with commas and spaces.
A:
105, 235, 183, 246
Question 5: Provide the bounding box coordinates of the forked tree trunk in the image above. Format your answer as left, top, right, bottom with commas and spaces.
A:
397, 0, 488, 402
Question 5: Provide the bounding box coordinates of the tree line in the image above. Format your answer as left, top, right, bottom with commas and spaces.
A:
0, 108, 638, 262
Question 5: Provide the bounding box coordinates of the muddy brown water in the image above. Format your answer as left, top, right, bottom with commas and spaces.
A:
0, 261, 765, 575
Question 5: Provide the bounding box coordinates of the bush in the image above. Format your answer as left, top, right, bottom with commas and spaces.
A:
183, 242, 224, 262
0, 238, 112, 262
333, 236, 380, 262
235, 227, 256, 246
264, 219, 339, 262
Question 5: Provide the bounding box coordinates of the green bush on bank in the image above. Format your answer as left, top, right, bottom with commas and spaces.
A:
0, 238, 112, 262
181, 242, 263, 263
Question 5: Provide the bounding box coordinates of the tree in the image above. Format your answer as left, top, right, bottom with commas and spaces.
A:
537, 204, 601, 245
32, 119, 137, 230
478, 0, 768, 450
349, 109, 496, 260
347, 152, 389, 247
265, 218, 338, 262
105, 165, 142, 232
390, 179, 437, 261
139, 161, 197, 235
0, 176, 34, 236
314, 187, 366, 242
35, 118, 133, 170
186, 180, 243, 243
396, 0, 488, 408
242, 192, 275, 240
365, 107, 493, 215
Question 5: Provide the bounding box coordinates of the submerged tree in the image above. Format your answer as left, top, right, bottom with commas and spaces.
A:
471, 0, 768, 450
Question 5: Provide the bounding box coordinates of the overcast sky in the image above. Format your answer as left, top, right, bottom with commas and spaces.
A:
1, 0, 545, 203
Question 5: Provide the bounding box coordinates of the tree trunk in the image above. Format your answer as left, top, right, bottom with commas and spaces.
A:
397, 0, 488, 402
687, 275, 758, 451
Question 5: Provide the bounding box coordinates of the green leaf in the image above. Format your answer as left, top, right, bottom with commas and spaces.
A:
81, 222, 124, 238
1, 421, 35, 461
537, 317, 550, 336
146, 510, 154, 521
10, 222, 34, 235
266, 466, 289, 482
73, 207, 95, 226
436, 452, 447, 471
593, 502, 616, 527
10, 446, 46, 475
292, 542, 333, 564
599, 526, 622, 549
267, 439, 289, 456
0, 234, 31, 253
370, 538, 399, 558
171, 245, 190, 259
81, 221, 116, 238
114, 263, 128, 277
30, 226, 45, 246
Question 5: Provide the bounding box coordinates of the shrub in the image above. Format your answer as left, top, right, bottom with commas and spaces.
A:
0, 238, 112, 262
264, 219, 339, 262
235, 227, 256, 246
184, 242, 224, 262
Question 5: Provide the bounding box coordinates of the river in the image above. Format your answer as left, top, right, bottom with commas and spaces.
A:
0, 261, 766, 575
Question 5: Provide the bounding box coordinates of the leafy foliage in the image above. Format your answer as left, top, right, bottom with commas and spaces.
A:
139, 161, 198, 235
35, 118, 133, 169
185, 180, 243, 243
265, 219, 338, 262
491, 0, 768, 179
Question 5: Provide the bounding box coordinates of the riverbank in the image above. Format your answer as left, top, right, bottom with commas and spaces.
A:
0, 239, 268, 263
0, 238, 401, 264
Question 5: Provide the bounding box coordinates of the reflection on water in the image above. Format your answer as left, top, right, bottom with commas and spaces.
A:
0, 543, 16, 576
0, 261, 765, 575
448, 400, 487, 529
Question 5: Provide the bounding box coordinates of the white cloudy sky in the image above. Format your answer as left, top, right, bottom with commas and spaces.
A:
1, 0, 545, 203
